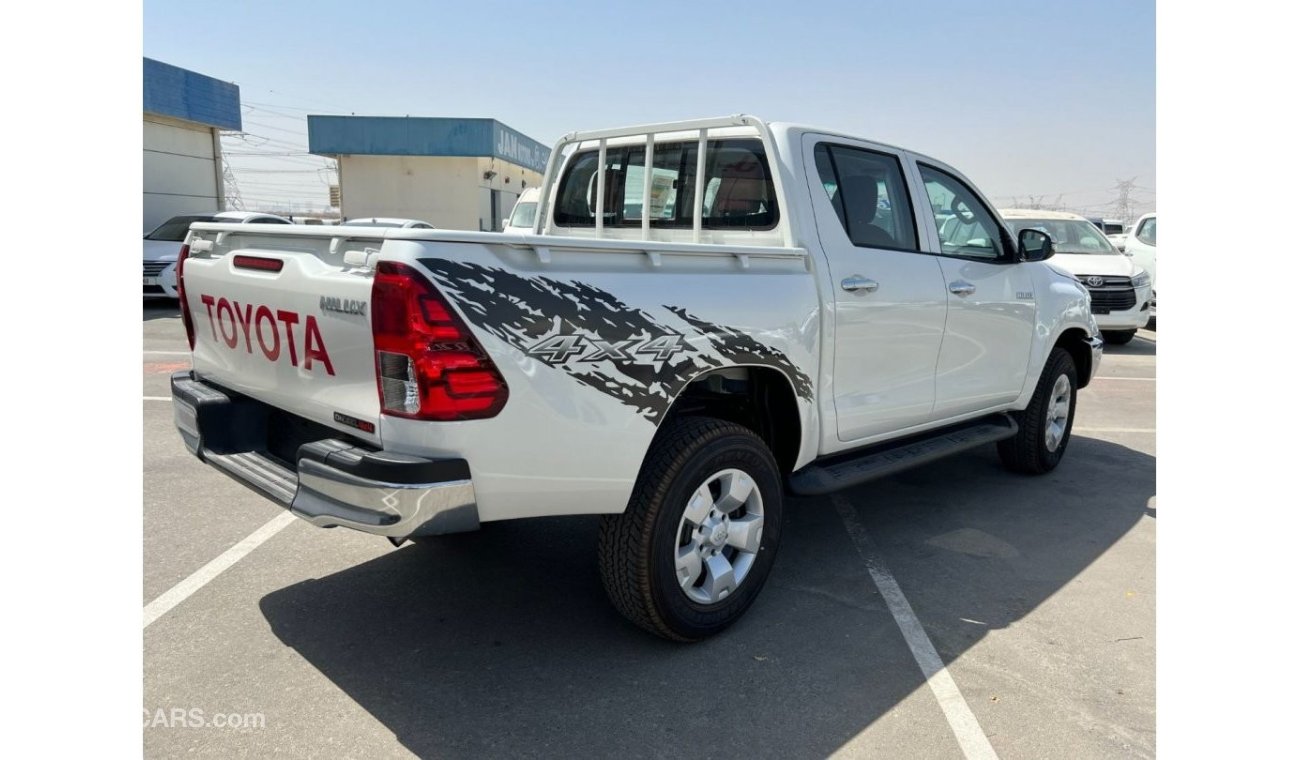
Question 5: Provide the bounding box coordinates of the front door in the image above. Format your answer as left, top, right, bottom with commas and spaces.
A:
803, 135, 949, 444
915, 162, 1036, 419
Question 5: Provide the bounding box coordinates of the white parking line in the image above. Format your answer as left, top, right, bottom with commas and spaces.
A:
143, 396, 170, 401
1074, 427, 1156, 434
832, 494, 999, 760
143, 511, 297, 629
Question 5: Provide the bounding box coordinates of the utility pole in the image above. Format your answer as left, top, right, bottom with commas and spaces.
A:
1112, 177, 1138, 226
220, 152, 245, 211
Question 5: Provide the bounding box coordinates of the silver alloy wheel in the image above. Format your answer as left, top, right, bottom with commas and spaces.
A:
1044, 374, 1072, 452
673, 468, 765, 605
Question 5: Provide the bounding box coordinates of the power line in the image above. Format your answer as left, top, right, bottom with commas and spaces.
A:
242, 119, 308, 138
224, 134, 312, 152
245, 96, 355, 113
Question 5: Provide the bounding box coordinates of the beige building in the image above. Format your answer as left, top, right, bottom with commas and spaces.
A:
142, 58, 240, 233
308, 116, 548, 231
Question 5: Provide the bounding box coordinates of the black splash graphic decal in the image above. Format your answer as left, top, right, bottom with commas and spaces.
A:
418, 259, 807, 421
667, 307, 816, 402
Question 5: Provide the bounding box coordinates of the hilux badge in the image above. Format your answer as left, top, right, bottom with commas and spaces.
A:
320, 295, 367, 316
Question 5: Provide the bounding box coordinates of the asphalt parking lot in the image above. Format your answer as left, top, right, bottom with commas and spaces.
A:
144, 303, 1156, 759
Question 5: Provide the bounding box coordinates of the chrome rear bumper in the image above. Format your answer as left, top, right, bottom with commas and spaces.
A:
171, 372, 479, 539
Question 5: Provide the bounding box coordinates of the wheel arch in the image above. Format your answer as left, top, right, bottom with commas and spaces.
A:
658, 364, 803, 475
1054, 327, 1095, 389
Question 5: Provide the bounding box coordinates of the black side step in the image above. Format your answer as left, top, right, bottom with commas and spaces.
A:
788, 414, 1019, 496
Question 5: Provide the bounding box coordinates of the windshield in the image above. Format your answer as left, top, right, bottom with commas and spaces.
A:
508, 201, 538, 229
1004, 218, 1117, 254
145, 214, 217, 242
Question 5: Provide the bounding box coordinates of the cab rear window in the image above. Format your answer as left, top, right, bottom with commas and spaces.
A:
553, 138, 778, 230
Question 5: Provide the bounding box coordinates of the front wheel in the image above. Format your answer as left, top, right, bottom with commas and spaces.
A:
598, 417, 783, 641
998, 347, 1078, 475
1102, 329, 1137, 345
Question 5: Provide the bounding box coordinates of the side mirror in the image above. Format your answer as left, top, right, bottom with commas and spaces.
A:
1018, 228, 1055, 262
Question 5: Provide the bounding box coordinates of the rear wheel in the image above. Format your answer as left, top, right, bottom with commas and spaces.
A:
1102, 329, 1137, 345
598, 417, 783, 641
998, 348, 1077, 474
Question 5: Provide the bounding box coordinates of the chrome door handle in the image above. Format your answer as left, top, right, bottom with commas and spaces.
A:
949, 281, 976, 297
841, 276, 879, 293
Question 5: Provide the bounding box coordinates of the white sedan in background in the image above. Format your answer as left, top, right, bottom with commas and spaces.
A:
1001, 209, 1153, 345
340, 217, 435, 229
144, 211, 291, 299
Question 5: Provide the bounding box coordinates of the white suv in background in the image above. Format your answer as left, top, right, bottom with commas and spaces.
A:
1001, 209, 1152, 345
1124, 213, 1157, 302
501, 187, 540, 233
144, 211, 291, 299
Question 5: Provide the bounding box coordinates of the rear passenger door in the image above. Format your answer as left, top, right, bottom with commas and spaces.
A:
802, 134, 949, 444
914, 162, 1036, 419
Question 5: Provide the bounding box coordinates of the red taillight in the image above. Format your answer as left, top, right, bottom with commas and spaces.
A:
370, 261, 509, 421
176, 244, 196, 350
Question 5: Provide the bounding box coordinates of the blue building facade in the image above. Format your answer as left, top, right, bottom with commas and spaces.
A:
307, 116, 549, 173
143, 58, 242, 131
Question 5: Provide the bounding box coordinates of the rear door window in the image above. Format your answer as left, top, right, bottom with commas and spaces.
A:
813, 143, 918, 251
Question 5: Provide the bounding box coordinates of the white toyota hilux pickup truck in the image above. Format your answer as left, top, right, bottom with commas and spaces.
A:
171, 115, 1102, 640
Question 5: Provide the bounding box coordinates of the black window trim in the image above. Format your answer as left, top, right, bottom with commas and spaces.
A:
551, 137, 780, 232
917, 162, 1018, 264
814, 141, 924, 255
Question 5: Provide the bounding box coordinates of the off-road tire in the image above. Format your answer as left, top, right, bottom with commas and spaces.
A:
598, 416, 783, 641
998, 347, 1078, 475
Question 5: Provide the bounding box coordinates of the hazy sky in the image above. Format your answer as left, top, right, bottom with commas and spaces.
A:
144, 0, 1155, 219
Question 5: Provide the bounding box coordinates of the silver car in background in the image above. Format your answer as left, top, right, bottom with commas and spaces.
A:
144, 211, 291, 299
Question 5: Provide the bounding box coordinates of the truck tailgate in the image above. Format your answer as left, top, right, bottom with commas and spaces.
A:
182, 228, 381, 446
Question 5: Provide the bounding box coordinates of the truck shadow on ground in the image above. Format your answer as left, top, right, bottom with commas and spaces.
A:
1104, 333, 1156, 357
143, 302, 180, 321
259, 437, 1154, 758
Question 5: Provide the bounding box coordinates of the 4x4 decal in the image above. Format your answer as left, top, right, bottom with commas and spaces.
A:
418, 259, 813, 422
528, 334, 687, 364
